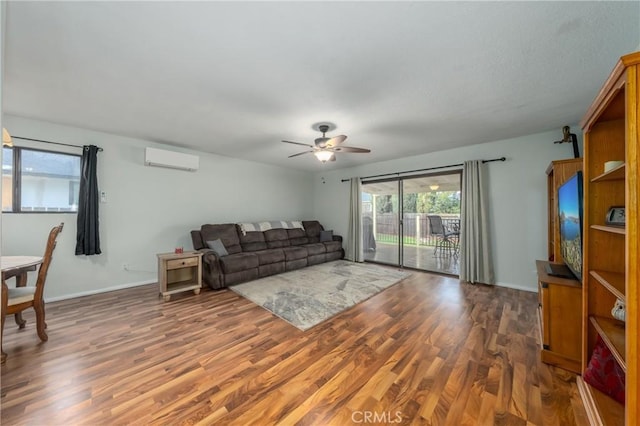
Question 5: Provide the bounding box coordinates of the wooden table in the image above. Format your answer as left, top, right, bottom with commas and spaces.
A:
157, 251, 203, 302
1, 256, 43, 363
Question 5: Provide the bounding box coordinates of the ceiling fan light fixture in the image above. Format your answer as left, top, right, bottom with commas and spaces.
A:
429, 184, 439, 190
314, 150, 333, 163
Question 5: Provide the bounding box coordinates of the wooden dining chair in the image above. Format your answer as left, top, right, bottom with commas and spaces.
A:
1, 223, 64, 362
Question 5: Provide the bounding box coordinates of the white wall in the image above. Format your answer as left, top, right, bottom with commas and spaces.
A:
2, 115, 314, 300
313, 128, 583, 292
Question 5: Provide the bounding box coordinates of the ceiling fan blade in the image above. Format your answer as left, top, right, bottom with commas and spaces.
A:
288, 150, 314, 158
332, 146, 370, 153
282, 140, 314, 148
324, 135, 347, 148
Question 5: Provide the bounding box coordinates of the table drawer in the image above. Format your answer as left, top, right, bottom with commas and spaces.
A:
166, 256, 199, 270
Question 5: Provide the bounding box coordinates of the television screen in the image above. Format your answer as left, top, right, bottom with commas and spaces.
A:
558, 171, 583, 281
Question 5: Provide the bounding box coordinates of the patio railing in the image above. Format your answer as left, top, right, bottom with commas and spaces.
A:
365, 213, 460, 247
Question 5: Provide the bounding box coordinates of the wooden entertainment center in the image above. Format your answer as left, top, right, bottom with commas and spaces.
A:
576, 52, 639, 426
536, 259, 582, 374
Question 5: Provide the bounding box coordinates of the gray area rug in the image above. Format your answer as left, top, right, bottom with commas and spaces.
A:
229, 260, 411, 331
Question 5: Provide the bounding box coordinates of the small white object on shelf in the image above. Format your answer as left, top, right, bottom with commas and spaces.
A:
604, 160, 623, 172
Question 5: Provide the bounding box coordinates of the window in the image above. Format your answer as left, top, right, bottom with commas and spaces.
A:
2, 146, 81, 213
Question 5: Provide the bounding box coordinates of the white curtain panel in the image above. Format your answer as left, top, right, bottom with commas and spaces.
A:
346, 177, 364, 262
460, 160, 495, 284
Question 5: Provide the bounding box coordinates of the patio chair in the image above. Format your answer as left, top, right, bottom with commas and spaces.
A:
427, 215, 459, 257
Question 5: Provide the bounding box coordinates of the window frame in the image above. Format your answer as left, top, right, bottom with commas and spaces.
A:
2, 145, 82, 214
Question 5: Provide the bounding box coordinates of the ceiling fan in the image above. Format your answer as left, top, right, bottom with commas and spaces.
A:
282, 124, 371, 162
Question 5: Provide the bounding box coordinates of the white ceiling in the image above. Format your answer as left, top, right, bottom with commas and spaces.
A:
3, 1, 639, 171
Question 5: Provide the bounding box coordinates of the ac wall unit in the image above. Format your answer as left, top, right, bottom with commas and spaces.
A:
144, 147, 199, 171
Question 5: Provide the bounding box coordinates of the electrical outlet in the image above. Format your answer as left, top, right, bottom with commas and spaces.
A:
100, 191, 107, 203
123, 263, 129, 271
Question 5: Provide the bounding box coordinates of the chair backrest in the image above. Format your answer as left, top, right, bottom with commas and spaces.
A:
427, 215, 445, 235
34, 223, 64, 299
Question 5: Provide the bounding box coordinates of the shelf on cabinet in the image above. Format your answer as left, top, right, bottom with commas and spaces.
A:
589, 316, 626, 371
576, 377, 625, 426
590, 270, 625, 301
591, 163, 626, 182
591, 224, 626, 235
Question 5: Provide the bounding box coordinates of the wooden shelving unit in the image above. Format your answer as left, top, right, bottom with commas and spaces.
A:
578, 51, 639, 426
546, 158, 583, 263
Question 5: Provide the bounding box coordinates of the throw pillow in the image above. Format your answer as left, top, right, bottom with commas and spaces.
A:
319, 230, 334, 242
206, 239, 229, 257
583, 335, 625, 404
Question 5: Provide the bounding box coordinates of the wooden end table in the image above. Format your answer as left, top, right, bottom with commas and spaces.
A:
157, 251, 203, 302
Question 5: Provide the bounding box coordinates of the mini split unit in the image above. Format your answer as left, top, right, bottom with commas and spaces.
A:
144, 147, 199, 171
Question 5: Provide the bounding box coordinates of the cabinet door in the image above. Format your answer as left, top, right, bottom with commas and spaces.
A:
547, 283, 582, 359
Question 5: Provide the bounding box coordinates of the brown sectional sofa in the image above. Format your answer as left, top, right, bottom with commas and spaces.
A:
190, 220, 344, 289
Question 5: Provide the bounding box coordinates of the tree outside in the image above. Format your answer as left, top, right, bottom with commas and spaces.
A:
375, 191, 460, 215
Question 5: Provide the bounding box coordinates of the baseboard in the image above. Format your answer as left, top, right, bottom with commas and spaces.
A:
494, 281, 537, 293
45, 279, 156, 302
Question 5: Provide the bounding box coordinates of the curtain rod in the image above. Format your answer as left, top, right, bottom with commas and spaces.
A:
12, 135, 103, 152
340, 157, 506, 182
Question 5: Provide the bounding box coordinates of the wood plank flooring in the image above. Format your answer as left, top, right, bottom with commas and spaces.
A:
1, 270, 588, 425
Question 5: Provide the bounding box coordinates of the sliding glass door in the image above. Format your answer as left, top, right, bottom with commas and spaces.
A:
362, 179, 400, 266
362, 172, 461, 275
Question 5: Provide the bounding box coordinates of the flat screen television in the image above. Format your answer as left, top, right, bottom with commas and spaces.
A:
557, 171, 584, 281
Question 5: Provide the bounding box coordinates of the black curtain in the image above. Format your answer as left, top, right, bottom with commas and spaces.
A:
75, 145, 101, 255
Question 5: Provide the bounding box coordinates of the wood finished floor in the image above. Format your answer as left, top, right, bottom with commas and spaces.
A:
1, 270, 588, 425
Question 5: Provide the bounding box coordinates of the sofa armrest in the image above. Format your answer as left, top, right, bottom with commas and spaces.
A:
199, 249, 225, 289
199, 248, 218, 262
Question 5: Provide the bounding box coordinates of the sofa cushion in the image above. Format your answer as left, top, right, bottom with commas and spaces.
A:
253, 249, 285, 265
289, 237, 309, 246
287, 228, 306, 239
264, 229, 291, 248
239, 230, 268, 252
302, 221, 323, 238
282, 246, 307, 261
201, 224, 242, 254
219, 252, 259, 274
323, 240, 342, 253
304, 243, 326, 256
320, 230, 333, 242
287, 228, 309, 246
206, 239, 229, 257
